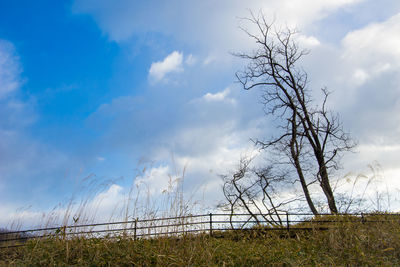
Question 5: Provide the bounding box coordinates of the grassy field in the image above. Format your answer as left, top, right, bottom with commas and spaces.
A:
1, 214, 399, 266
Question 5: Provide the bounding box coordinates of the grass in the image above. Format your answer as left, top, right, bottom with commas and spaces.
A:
2, 164, 399, 266
1, 214, 400, 266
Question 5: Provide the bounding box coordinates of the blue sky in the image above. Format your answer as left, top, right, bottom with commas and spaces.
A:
1, 0, 400, 226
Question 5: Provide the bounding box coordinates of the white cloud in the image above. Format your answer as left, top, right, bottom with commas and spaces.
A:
96, 156, 106, 162
0, 40, 21, 99
266, 0, 364, 27
352, 69, 369, 86
149, 51, 183, 82
150, 134, 255, 206
73, 0, 365, 59
0, 184, 126, 228
134, 165, 173, 196
185, 54, 197, 66
296, 34, 321, 47
341, 12, 400, 80
203, 55, 216, 65
1, 166, 205, 228
88, 184, 124, 213
319, 12, 400, 145
202, 88, 234, 103
0, 40, 73, 210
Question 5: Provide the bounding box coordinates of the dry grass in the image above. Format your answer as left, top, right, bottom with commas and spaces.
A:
1, 214, 399, 266
2, 163, 399, 266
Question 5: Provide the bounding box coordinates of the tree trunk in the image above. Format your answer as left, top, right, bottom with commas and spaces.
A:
290, 111, 319, 215
317, 157, 338, 213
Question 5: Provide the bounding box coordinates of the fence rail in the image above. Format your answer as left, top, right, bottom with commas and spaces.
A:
1, 212, 399, 249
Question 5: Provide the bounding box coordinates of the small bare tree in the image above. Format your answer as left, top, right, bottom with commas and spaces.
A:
235, 14, 355, 214
219, 155, 300, 227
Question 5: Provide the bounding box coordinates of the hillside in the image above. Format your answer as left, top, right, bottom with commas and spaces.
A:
1, 214, 399, 266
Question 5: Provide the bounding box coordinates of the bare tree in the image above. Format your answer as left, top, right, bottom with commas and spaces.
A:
235, 13, 355, 214
219, 155, 300, 227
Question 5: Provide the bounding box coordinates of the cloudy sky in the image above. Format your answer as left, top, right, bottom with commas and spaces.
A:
1, 0, 400, 226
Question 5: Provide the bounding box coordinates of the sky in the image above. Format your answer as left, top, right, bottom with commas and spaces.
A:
1, 0, 400, 227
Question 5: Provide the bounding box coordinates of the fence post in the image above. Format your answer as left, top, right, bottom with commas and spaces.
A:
134, 218, 138, 241
286, 212, 290, 232
209, 213, 213, 237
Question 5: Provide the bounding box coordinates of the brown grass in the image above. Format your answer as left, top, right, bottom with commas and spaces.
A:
1, 214, 399, 266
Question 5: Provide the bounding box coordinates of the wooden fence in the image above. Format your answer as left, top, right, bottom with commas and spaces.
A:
1, 212, 399, 248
